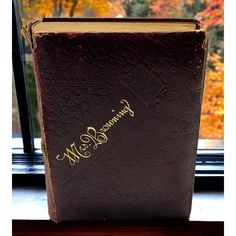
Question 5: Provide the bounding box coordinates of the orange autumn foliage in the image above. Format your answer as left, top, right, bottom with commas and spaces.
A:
199, 53, 224, 139
150, 0, 182, 17
196, 0, 224, 29
150, 0, 224, 30
21, 0, 126, 24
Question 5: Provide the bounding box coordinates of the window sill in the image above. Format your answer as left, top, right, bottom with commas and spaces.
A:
12, 186, 223, 235
12, 186, 224, 222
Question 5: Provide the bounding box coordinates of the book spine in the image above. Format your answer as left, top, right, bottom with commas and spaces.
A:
32, 50, 59, 223
22, 23, 59, 222
187, 36, 209, 217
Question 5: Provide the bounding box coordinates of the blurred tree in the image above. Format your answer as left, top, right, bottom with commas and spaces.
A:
20, 0, 126, 23
150, 0, 183, 17
123, 0, 150, 17
196, 0, 224, 139
200, 53, 224, 139
196, 0, 224, 29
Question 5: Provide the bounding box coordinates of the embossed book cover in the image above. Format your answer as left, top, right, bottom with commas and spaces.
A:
23, 18, 208, 222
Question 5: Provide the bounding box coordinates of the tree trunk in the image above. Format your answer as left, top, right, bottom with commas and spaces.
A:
59, 0, 63, 16
54, 0, 59, 16
70, 0, 78, 17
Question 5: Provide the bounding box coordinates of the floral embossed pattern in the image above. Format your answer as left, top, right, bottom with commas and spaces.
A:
34, 31, 205, 149
32, 29, 207, 221
120, 63, 168, 109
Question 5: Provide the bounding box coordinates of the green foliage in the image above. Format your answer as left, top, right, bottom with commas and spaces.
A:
182, 0, 207, 18
207, 26, 224, 60
123, 0, 150, 17
25, 62, 41, 137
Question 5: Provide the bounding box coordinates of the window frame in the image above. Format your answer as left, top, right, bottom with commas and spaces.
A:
13, 0, 34, 153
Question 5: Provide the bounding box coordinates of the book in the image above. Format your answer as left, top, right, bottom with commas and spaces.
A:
23, 18, 208, 222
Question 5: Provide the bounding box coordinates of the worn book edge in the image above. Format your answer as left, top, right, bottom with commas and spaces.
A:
22, 18, 201, 50
21, 19, 42, 50
187, 37, 209, 218
31, 53, 59, 222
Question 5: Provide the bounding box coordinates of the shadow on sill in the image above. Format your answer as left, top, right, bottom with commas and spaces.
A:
12, 173, 224, 222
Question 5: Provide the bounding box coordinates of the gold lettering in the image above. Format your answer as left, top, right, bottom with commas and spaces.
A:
120, 99, 135, 117
56, 98, 134, 166
80, 127, 108, 150
102, 125, 110, 132
56, 142, 90, 166
116, 110, 126, 118
111, 116, 119, 123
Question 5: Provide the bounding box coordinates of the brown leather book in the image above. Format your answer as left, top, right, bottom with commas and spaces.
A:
23, 18, 208, 222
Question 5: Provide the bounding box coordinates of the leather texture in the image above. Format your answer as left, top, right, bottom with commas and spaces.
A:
31, 19, 207, 222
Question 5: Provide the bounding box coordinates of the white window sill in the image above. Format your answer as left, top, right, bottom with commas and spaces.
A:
12, 187, 224, 222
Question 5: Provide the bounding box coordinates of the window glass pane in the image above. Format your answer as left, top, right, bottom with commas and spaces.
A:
25, 58, 41, 138
15, 1, 42, 139
12, 77, 22, 138
16, 0, 224, 150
